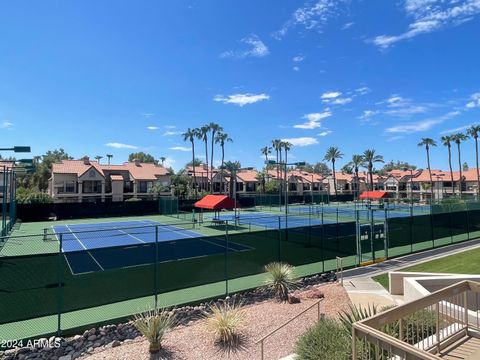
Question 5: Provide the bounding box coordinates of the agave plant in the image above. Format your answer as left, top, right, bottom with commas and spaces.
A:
264, 262, 297, 301
205, 300, 245, 347
133, 308, 176, 353
338, 303, 381, 337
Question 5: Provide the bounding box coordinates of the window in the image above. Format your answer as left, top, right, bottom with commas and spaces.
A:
65, 181, 75, 193
83, 181, 101, 193
89, 170, 96, 178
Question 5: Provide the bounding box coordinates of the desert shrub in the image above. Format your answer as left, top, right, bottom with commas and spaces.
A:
205, 300, 245, 347
264, 262, 297, 301
133, 308, 176, 353
295, 319, 350, 360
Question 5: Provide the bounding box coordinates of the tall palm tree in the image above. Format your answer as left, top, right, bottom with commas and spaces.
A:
272, 139, 282, 181
283, 141, 293, 187
261, 146, 271, 164
324, 147, 344, 196
467, 125, 480, 196
199, 125, 210, 192
106, 154, 113, 165
160, 156, 166, 166
256, 170, 267, 194
347, 154, 365, 199
363, 149, 384, 192
417, 138, 437, 201
94, 155, 103, 164
182, 128, 200, 196
208, 123, 223, 189
452, 133, 469, 196
215, 131, 232, 194
224, 161, 241, 198
441, 135, 455, 194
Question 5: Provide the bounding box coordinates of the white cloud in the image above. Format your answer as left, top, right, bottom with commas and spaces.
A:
341, 22, 354, 30
273, 0, 348, 39
331, 97, 352, 105
360, 110, 379, 119
169, 146, 191, 152
161, 157, 176, 168
385, 111, 460, 133
293, 55, 305, 62
165, 125, 176, 129
294, 111, 332, 129
386, 95, 407, 107
318, 130, 332, 136
281, 137, 319, 147
221, 34, 269, 58
466, 92, 480, 108
214, 93, 270, 107
383, 95, 428, 116
386, 136, 404, 142
321, 91, 342, 99
105, 142, 138, 149
440, 123, 477, 134
355, 87, 371, 95
0, 121, 14, 129
371, 0, 480, 49
141, 113, 154, 118
163, 131, 181, 136
147, 126, 158, 130
293, 66, 300, 72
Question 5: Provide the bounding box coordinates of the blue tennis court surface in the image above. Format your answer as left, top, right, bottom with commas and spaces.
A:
53, 220, 251, 275
211, 212, 333, 229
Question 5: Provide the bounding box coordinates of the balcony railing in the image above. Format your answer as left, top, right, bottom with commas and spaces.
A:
352, 280, 480, 360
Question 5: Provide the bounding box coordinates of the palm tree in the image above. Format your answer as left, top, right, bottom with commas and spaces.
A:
182, 128, 200, 196
363, 149, 384, 192
215, 131, 232, 194
261, 146, 271, 164
256, 170, 267, 194
347, 155, 365, 199
324, 147, 344, 196
199, 125, 210, 192
452, 133, 469, 196
224, 161, 241, 198
94, 155, 103, 164
417, 138, 437, 201
106, 154, 113, 165
160, 156, 166, 166
208, 123, 223, 189
283, 141, 293, 187
467, 125, 480, 196
272, 139, 282, 181
441, 135, 455, 194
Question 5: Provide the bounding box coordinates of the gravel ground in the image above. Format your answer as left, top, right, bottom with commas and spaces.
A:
83, 283, 351, 360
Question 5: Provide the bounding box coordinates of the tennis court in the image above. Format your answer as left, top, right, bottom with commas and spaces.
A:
52, 220, 251, 275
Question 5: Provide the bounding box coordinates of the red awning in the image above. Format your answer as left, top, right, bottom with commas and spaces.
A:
194, 195, 238, 210
359, 191, 389, 200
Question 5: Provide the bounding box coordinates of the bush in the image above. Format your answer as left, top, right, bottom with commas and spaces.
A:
264, 262, 297, 301
16, 187, 53, 204
295, 319, 350, 360
205, 300, 245, 347
133, 308, 176, 353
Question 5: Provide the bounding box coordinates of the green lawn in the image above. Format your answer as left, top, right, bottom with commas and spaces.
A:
373, 246, 480, 289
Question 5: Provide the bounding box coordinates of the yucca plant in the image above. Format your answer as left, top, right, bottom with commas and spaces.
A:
133, 308, 176, 353
264, 262, 297, 301
338, 303, 381, 337
205, 300, 245, 348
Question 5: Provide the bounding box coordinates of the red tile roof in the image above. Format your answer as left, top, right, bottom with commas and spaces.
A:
236, 169, 259, 182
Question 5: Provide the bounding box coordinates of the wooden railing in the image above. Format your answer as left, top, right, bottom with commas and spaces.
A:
352, 280, 480, 360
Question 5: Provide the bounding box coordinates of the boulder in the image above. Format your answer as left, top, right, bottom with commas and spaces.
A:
287, 294, 301, 304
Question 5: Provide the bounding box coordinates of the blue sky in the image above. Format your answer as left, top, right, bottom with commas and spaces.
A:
0, 0, 479, 171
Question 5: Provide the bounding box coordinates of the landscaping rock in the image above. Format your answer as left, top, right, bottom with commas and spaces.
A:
288, 294, 301, 304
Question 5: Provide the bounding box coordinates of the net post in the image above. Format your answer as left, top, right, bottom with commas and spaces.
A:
57, 233, 63, 336
43, 227, 48, 241
154, 225, 159, 309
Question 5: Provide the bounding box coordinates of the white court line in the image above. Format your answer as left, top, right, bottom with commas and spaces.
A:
51, 225, 76, 276
112, 226, 146, 243
140, 220, 197, 239
65, 224, 105, 271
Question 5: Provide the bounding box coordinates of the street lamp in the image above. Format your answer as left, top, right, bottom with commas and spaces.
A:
0, 146, 31, 153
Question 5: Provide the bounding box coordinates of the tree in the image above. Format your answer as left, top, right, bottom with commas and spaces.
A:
313, 162, 331, 176
160, 157, 166, 166
186, 158, 203, 167
341, 164, 353, 174
381, 160, 417, 173
441, 135, 455, 194
215, 131, 232, 194
170, 171, 190, 197
452, 133, 469, 196
363, 149, 384, 191
182, 128, 200, 197
106, 154, 113, 165
324, 147, 343, 196
94, 156, 103, 164
208, 123, 223, 190
347, 155, 365, 199
16, 187, 53, 204
34, 149, 72, 191
128, 152, 157, 164
261, 146, 271, 164
198, 125, 210, 192
256, 170, 267, 194
272, 139, 282, 182
467, 125, 480, 196
417, 138, 437, 200
463, 162, 469, 171
224, 161, 241, 198
282, 141, 293, 189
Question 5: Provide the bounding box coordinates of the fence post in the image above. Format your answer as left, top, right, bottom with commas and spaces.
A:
466, 201, 471, 240
225, 221, 229, 296
278, 216, 282, 261
154, 225, 159, 309
57, 233, 63, 336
